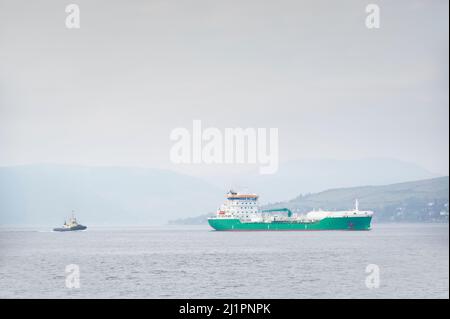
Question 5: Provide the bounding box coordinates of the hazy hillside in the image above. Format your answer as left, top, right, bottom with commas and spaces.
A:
170, 177, 449, 224
0, 165, 224, 226
0, 163, 446, 227
266, 176, 449, 222
227, 158, 439, 203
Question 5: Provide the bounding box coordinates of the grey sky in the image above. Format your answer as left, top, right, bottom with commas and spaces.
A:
0, 0, 448, 175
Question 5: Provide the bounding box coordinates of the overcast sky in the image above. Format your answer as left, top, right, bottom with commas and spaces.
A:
0, 0, 448, 175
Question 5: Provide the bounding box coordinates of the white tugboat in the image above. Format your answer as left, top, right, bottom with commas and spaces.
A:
53, 212, 87, 232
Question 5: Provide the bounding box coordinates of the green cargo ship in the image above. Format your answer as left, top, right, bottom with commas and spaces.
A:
208, 191, 373, 231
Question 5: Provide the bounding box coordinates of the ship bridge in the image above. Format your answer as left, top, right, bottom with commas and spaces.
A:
226, 190, 258, 200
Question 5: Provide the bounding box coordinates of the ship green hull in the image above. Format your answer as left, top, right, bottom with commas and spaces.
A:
208, 216, 372, 231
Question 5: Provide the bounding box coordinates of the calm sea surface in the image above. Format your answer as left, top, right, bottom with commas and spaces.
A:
0, 223, 448, 298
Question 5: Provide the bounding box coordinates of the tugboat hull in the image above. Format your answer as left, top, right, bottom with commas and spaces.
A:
53, 225, 87, 232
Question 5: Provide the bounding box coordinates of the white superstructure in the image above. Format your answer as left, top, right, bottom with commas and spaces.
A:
215, 191, 373, 223
217, 190, 260, 221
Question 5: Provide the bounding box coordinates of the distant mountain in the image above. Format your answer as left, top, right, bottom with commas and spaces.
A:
225, 158, 440, 203
168, 213, 213, 225
0, 161, 445, 227
0, 165, 223, 226
170, 177, 449, 224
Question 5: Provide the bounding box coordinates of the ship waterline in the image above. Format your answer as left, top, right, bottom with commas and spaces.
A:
208, 191, 373, 231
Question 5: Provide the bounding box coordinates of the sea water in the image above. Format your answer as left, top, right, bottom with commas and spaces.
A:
0, 223, 448, 298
